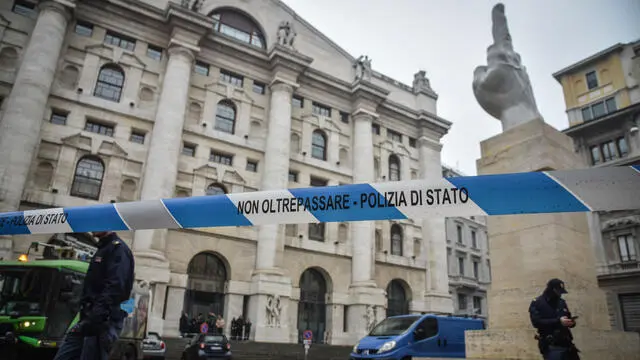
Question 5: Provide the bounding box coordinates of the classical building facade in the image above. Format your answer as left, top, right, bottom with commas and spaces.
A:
442, 166, 490, 320
0, 0, 488, 344
553, 39, 640, 334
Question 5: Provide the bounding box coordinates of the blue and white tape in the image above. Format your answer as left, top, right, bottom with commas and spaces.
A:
0, 166, 638, 236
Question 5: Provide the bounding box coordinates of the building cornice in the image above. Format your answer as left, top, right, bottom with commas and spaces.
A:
552, 42, 629, 82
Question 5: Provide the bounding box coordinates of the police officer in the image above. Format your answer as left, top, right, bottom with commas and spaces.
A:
54, 231, 135, 360
529, 278, 579, 360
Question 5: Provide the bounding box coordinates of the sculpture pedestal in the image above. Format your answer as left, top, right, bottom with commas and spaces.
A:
465, 119, 640, 360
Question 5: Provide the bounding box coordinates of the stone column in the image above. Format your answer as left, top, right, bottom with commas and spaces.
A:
134, 45, 194, 334
346, 111, 386, 341
254, 81, 294, 271
351, 112, 375, 285
0, 1, 71, 213
134, 45, 195, 255
418, 136, 454, 313
249, 79, 295, 343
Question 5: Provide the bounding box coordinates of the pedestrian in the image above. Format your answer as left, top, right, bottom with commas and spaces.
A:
180, 312, 189, 337
216, 315, 225, 335
529, 278, 580, 360
244, 319, 251, 340
53, 231, 135, 360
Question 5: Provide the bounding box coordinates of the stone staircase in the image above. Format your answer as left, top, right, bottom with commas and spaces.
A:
164, 337, 353, 360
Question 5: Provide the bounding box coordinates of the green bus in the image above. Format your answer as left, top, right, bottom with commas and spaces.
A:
0, 241, 149, 360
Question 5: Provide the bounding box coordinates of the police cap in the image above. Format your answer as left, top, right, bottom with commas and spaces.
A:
547, 278, 568, 294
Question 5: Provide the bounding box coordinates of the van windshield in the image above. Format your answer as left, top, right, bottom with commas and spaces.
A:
0, 267, 56, 317
369, 316, 421, 336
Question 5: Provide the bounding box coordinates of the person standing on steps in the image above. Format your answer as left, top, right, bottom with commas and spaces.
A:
54, 231, 135, 360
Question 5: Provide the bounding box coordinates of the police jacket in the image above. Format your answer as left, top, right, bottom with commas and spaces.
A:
81, 233, 135, 324
529, 293, 575, 341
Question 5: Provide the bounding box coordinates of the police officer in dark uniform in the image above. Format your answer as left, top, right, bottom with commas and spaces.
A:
529, 278, 580, 360
54, 231, 135, 360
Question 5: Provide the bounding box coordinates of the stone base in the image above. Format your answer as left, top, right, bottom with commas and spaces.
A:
465, 328, 640, 360
0, 237, 13, 261
346, 284, 387, 342
248, 270, 292, 343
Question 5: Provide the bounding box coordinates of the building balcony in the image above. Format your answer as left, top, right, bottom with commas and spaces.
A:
449, 275, 481, 290
598, 261, 640, 278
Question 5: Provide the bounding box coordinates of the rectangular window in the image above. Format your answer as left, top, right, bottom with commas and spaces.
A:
292, 96, 304, 108
456, 225, 463, 243
252, 81, 265, 95
74, 21, 94, 37
617, 234, 637, 262
220, 70, 244, 87
409, 137, 417, 148
592, 101, 606, 119
586, 71, 598, 90
473, 296, 482, 314
104, 31, 136, 51
129, 131, 145, 144
210, 151, 233, 165
372, 123, 380, 135
288, 171, 298, 182
458, 294, 467, 311
84, 120, 114, 137
340, 111, 349, 124
285, 224, 297, 237
471, 230, 477, 248
12, 1, 36, 18
581, 107, 593, 122
617, 137, 628, 157
605, 97, 617, 113
387, 129, 402, 142
194, 61, 210, 76
309, 223, 325, 241
458, 257, 464, 276
343, 306, 349, 332
146, 45, 163, 61
473, 261, 479, 279
246, 160, 258, 172
590, 145, 601, 165
601, 141, 616, 162
487, 260, 491, 280
312, 102, 331, 117
50, 110, 68, 125
182, 143, 196, 157
310, 177, 328, 187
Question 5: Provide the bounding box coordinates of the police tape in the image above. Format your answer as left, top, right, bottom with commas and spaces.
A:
0, 166, 638, 236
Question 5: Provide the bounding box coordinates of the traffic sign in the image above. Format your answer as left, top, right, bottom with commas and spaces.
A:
200, 323, 209, 334
303, 330, 313, 340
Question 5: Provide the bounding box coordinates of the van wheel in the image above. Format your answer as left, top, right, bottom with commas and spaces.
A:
401, 357, 412, 360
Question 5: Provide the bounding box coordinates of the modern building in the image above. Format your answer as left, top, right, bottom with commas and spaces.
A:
553, 39, 640, 334
0, 0, 490, 345
442, 165, 490, 320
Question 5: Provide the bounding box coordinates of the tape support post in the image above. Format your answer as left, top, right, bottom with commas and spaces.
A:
0, 166, 639, 236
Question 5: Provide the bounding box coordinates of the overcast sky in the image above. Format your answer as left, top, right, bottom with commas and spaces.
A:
280, 0, 640, 175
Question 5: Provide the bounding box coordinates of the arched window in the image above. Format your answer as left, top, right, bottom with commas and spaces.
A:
386, 280, 409, 317
311, 130, 327, 160
215, 100, 236, 134
70, 156, 105, 200
94, 64, 125, 102
206, 183, 227, 196
210, 9, 266, 49
390, 224, 403, 256
184, 252, 228, 318
389, 155, 401, 181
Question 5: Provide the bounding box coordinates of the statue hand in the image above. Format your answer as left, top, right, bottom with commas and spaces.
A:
472, 4, 541, 129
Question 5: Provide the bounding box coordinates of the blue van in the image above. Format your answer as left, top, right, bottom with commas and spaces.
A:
350, 314, 485, 359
